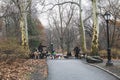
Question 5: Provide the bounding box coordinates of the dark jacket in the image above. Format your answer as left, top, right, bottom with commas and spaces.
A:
74, 47, 80, 54
38, 44, 46, 52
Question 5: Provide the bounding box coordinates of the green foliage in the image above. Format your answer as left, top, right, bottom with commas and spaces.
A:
27, 15, 39, 36
27, 15, 41, 52
27, 15, 44, 52
29, 39, 40, 52
0, 39, 30, 61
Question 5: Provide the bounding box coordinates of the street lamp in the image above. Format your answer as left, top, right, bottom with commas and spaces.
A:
104, 11, 113, 66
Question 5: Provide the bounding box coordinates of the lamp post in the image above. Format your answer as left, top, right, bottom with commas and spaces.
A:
104, 11, 113, 66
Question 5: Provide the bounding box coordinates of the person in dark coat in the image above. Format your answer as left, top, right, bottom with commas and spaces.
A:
50, 43, 54, 54
38, 43, 46, 52
74, 46, 80, 58
38, 43, 46, 58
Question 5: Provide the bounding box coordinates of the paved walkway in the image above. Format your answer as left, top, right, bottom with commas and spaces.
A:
47, 59, 119, 80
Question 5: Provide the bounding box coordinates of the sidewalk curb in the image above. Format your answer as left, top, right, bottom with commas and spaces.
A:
89, 64, 120, 80
81, 59, 120, 80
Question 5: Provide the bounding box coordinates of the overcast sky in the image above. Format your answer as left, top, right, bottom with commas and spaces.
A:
37, 0, 91, 28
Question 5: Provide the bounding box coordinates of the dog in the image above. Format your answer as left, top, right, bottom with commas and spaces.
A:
33, 49, 40, 59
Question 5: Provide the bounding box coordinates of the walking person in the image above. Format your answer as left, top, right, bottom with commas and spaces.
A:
74, 46, 80, 58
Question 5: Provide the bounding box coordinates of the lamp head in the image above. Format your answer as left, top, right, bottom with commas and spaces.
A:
104, 11, 111, 21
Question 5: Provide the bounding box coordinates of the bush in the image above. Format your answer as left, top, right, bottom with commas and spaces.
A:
99, 48, 120, 59
111, 48, 120, 59
99, 50, 107, 58
29, 39, 40, 52
0, 39, 30, 62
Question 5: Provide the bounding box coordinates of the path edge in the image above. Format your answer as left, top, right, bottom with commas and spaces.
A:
89, 63, 120, 80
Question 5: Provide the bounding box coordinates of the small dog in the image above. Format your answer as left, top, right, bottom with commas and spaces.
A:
33, 49, 40, 59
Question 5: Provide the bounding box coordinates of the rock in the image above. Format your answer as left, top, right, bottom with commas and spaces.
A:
86, 56, 103, 63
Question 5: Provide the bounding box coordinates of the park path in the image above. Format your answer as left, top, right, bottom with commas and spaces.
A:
47, 59, 119, 80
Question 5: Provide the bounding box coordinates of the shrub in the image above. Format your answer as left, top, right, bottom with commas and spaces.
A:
29, 39, 40, 52
99, 48, 120, 59
99, 50, 107, 58
0, 39, 30, 62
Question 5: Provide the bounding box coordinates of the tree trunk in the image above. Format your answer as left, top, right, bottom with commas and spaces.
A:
19, 0, 29, 48
79, 0, 87, 52
91, 0, 99, 56
58, 0, 64, 53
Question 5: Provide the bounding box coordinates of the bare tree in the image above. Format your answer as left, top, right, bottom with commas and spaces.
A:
45, 0, 88, 53
47, 1, 78, 53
